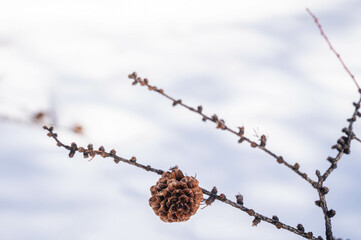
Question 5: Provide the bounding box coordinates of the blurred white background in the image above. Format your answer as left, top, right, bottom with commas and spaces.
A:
0, 0, 360, 239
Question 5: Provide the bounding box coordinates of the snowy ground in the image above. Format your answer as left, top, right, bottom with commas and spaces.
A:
0, 0, 361, 239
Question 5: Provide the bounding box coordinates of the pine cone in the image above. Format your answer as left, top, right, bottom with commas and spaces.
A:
149, 168, 203, 222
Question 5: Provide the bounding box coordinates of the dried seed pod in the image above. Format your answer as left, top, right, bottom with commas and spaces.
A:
149, 168, 203, 222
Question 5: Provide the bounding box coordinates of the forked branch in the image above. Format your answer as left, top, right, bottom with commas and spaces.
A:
43, 125, 319, 240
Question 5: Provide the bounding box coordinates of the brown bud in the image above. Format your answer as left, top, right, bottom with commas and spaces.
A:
114, 158, 120, 164
297, 224, 305, 232
327, 209, 336, 218
277, 157, 284, 164
130, 156, 137, 162
72, 125, 83, 134
252, 217, 261, 227
250, 142, 257, 148
293, 163, 300, 170
110, 149, 116, 156
247, 209, 255, 216
320, 187, 329, 195
275, 222, 282, 229
219, 194, 226, 200
173, 99, 182, 106
236, 194, 244, 205
238, 126, 244, 136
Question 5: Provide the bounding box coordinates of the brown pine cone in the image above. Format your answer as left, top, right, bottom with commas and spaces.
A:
149, 168, 203, 223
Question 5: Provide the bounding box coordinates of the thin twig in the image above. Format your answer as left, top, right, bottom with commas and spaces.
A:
43, 126, 318, 240
306, 8, 361, 92
0, 113, 83, 134
128, 73, 317, 187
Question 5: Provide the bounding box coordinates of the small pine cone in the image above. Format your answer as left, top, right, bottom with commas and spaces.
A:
149, 168, 203, 223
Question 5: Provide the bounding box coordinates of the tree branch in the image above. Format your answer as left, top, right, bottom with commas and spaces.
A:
306, 8, 361, 92
43, 125, 318, 240
128, 73, 317, 187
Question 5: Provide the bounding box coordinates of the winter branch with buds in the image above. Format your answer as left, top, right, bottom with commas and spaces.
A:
43, 9, 360, 240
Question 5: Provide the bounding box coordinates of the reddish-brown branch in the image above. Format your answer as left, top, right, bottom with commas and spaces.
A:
306, 8, 361, 92
43, 126, 318, 240
128, 73, 317, 187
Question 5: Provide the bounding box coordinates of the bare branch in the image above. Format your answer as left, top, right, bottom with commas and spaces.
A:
306, 8, 361, 92
43, 126, 318, 240
128, 72, 317, 187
